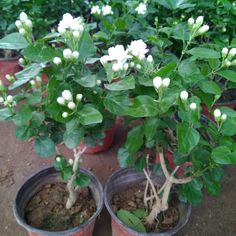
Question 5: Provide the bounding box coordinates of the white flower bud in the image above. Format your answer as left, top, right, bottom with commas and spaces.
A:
225, 59, 231, 67
68, 159, 74, 165
0, 97, 4, 103
123, 63, 129, 71
189, 102, 197, 110
68, 101, 76, 110
15, 20, 22, 28
221, 48, 228, 58
130, 62, 135, 68
19, 12, 28, 22
228, 48, 236, 58
214, 109, 221, 119
162, 78, 170, 87
72, 51, 79, 59
147, 55, 153, 63
25, 19, 33, 28
57, 97, 66, 105
56, 156, 61, 162
112, 63, 121, 72
63, 48, 72, 59
35, 76, 42, 84
73, 30, 80, 38
62, 112, 69, 118
180, 91, 188, 101
136, 64, 141, 70
195, 16, 204, 26
96, 80, 102, 86
231, 59, 236, 66
30, 80, 36, 86
6, 95, 13, 103
93, 90, 97, 94
188, 17, 195, 26
198, 25, 209, 34
62, 90, 73, 101
221, 114, 227, 121
19, 28, 26, 35
18, 57, 25, 65
58, 26, 66, 34
153, 76, 162, 90
5, 74, 11, 80
76, 93, 83, 101
53, 57, 62, 65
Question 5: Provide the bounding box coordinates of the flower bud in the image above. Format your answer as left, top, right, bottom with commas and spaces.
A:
214, 109, 221, 119
18, 57, 25, 65
147, 55, 153, 63
25, 19, 33, 28
221, 47, 228, 58
76, 93, 83, 101
6, 95, 13, 103
231, 59, 236, 66
53, 57, 62, 65
136, 64, 141, 70
57, 97, 66, 105
130, 62, 135, 68
188, 17, 194, 26
5, 74, 11, 81
225, 59, 231, 67
221, 114, 227, 121
96, 80, 102, 86
68, 159, 74, 165
162, 78, 170, 87
19, 28, 26, 35
153, 76, 162, 90
30, 80, 36, 86
195, 16, 204, 27
62, 90, 73, 101
15, 20, 22, 28
62, 112, 69, 118
228, 48, 236, 58
0, 96, 4, 103
56, 156, 61, 162
123, 63, 129, 71
68, 101, 76, 110
189, 102, 197, 110
63, 48, 72, 59
72, 51, 79, 59
19, 12, 28, 22
112, 63, 121, 72
180, 91, 188, 101
198, 25, 209, 34
73, 31, 80, 38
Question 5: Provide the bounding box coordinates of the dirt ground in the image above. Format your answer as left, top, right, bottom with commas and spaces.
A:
0, 121, 235, 236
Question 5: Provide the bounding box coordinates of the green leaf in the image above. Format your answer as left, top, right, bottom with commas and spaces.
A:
199, 80, 221, 95
62, 166, 73, 181
0, 108, 13, 121
187, 48, 221, 59
0, 32, 29, 49
135, 156, 146, 172
117, 209, 146, 233
13, 105, 32, 126
104, 76, 135, 91
132, 209, 148, 219
177, 123, 200, 153
79, 105, 103, 125
144, 117, 159, 141
156, 0, 195, 9
117, 147, 130, 168
127, 96, 158, 117
75, 74, 96, 88
75, 173, 91, 187
27, 91, 42, 104
221, 117, 236, 136
63, 127, 84, 149
212, 146, 236, 164
15, 126, 32, 141
155, 62, 177, 77
34, 137, 56, 158
217, 70, 236, 83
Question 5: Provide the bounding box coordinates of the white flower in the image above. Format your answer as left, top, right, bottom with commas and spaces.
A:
58, 25, 66, 34
0, 97, 4, 103
135, 3, 147, 15
19, 28, 26, 35
188, 17, 194, 26
221, 114, 227, 121
63, 48, 72, 59
225, 59, 231, 67
62, 112, 69, 118
162, 78, 170, 87
108, 45, 129, 62
30, 80, 36, 86
147, 55, 153, 63
198, 25, 209, 34
136, 64, 141, 70
25, 19, 33, 28
96, 80, 102, 86
68, 101, 76, 110
153, 76, 162, 90
76, 94, 83, 101
72, 51, 80, 59
128, 40, 149, 60
100, 55, 110, 64
91, 5, 101, 15
68, 159, 74, 165
112, 62, 123, 71
15, 20, 22, 28
18, 58, 25, 65
180, 91, 188, 101
189, 102, 197, 110
56, 156, 61, 162
213, 109, 221, 118
57, 97, 66, 105
6, 95, 13, 103
102, 5, 113, 15
228, 48, 236, 57
53, 57, 62, 65
221, 48, 228, 57
62, 90, 73, 101
73, 30, 80, 38
19, 12, 28, 22
195, 16, 204, 27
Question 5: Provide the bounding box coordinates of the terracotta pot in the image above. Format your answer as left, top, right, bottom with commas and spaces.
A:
13, 167, 103, 236
79, 125, 116, 154
104, 168, 192, 236
0, 57, 21, 85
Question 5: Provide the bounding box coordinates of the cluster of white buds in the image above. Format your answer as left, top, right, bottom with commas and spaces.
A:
135, 2, 147, 15
213, 109, 227, 122
15, 12, 33, 37
0, 95, 15, 107
63, 49, 80, 60
57, 90, 83, 118
91, 4, 113, 16
188, 16, 209, 36
5, 74, 15, 82
221, 47, 236, 67
153, 76, 170, 90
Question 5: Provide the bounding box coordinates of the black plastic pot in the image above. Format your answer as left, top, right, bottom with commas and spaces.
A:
104, 167, 191, 236
13, 167, 103, 236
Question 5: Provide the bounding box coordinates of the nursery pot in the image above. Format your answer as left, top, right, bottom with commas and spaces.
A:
13, 167, 103, 236
0, 57, 21, 85
104, 168, 191, 236
79, 125, 116, 154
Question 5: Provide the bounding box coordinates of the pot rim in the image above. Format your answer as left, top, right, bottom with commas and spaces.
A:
13, 166, 104, 235
104, 167, 192, 236
0, 56, 20, 61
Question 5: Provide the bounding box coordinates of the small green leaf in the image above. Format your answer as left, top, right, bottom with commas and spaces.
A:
187, 48, 221, 59
135, 156, 146, 172
199, 80, 221, 95
217, 70, 236, 83
62, 166, 73, 180
212, 146, 236, 164
34, 137, 56, 158
0, 32, 29, 49
0, 108, 13, 121
104, 76, 135, 91
118, 147, 131, 168
13, 105, 32, 126
79, 105, 103, 125
27, 91, 42, 104
132, 209, 148, 219
75, 173, 91, 187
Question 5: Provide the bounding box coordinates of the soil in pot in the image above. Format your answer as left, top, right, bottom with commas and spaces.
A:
24, 182, 96, 232
111, 183, 180, 233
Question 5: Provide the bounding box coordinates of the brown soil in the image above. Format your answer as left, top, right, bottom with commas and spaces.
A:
112, 183, 179, 233
24, 182, 96, 232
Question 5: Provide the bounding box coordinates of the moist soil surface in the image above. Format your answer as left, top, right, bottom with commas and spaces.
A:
25, 182, 96, 232
112, 183, 179, 233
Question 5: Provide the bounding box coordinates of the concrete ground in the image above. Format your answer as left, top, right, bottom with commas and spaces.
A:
0, 122, 235, 236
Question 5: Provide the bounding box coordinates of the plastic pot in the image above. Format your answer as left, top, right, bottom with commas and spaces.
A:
79, 125, 116, 154
13, 167, 104, 236
0, 57, 21, 85
104, 168, 191, 236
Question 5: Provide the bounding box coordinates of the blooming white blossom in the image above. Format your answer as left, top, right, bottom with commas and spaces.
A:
62, 112, 69, 118
19, 12, 28, 22
128, 40, 149, 60
153, 76, 162, 90
162, 78, 170, 87
68, 159, 74, 165
53, 57, 62, 65
147, 55, 153, 63
68, 101, 76, 110
76, 94, 83, 101
62, 90, 73, 101
180, 91, 188, 101
112, 62, 123, 71
57, 97, 66, 105
63, 48, 72, 59
214, 109, 221, 118
135, 3, 147, 15
198, 25, 209, 34
102, 5, 113, 15
189, 102, 197, 110
221, 114, 227, 121
222, 48, 229, 57
91, 5, 101, 15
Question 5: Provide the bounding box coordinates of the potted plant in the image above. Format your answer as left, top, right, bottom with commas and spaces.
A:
0, 12, 115, 235
102, 16, 236, 235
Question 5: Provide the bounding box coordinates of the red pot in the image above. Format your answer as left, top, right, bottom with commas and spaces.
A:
0, 57, 21, 85
156, 150, 192, 178
79, 125, 116, 154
